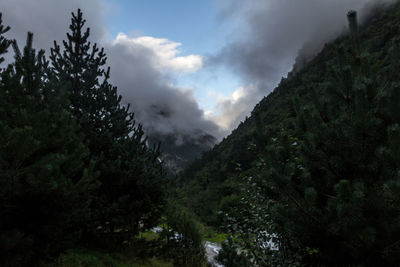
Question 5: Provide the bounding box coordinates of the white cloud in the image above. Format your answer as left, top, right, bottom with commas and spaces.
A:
206, 84, 260, 133
113, 33, 203, 73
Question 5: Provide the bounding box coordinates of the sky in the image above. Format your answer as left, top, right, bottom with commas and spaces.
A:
0, 0, 395, 141
103, 0, 243, 125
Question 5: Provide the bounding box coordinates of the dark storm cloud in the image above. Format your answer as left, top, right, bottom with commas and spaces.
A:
216, 0, 395, 90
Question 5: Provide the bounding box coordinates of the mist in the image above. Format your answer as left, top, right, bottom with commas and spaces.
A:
210, 0, 396, 133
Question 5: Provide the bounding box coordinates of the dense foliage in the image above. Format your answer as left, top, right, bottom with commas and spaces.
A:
49, 8, 165, 239
159, 200, 206, 267
0, 30, 97, 266
0, 10, 173, 266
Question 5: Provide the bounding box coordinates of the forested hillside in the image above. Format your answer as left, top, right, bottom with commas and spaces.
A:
175, 2, 400, 266
175, 1, 398, 225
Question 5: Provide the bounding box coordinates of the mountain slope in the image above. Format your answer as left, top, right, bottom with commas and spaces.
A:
174, 2, 400, 225
149, 131, 217, 176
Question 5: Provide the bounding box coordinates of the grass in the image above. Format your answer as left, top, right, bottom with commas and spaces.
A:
53, 249, 173, 267
52, 224, 225, 267
52, 229, 171, 267
203, 232, 228, 243
139, 222, 228, 244
139, 230, 159, 242
200, 224, 228, 244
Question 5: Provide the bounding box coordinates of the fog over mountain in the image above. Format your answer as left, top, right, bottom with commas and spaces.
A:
105, 34, 220, 140
209, 0, 396, 135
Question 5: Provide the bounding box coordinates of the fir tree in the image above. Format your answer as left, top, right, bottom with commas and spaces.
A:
279, 11, 400, 265
50, 9, 164, 237
225, 10, 400, 266
50, 9, 132, 140
277, 11, 400, 265
0, 13, 10, 66
0, 32, 97, 266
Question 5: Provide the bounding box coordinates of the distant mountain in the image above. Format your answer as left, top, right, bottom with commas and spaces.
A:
148, 130, 217, 176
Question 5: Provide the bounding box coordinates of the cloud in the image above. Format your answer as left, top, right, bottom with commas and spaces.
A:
113, 34, 203, 73
206, 85, 259, 133
106, 37, 219, 138
210, 0, 396, 133
0, 0, 108, 53
215, 0, 394, 88
0, 0, 220, 141
105, 37, 219, 138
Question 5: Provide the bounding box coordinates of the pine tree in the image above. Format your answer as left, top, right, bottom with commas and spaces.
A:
0, 13, 10, 66
50, 9, 132, 140
0, 32, 97, 265
262, 11, 400, 265
50, 9, 164, 238
226, 10, 400, 266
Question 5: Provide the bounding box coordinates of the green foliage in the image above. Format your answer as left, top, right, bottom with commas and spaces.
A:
0, 32, 97, 265
278, 12, 400, 265
54, 250, 117, 267
200, 224, 228, 243
49, 9, 165, 239
159, 200, 206, 267
54, 249, 173, 267
221, 7, 400, 267
0, 9, 166, 266
140, 230, 159, 242
0, 13, 10, 65
216, 238, 251, 267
